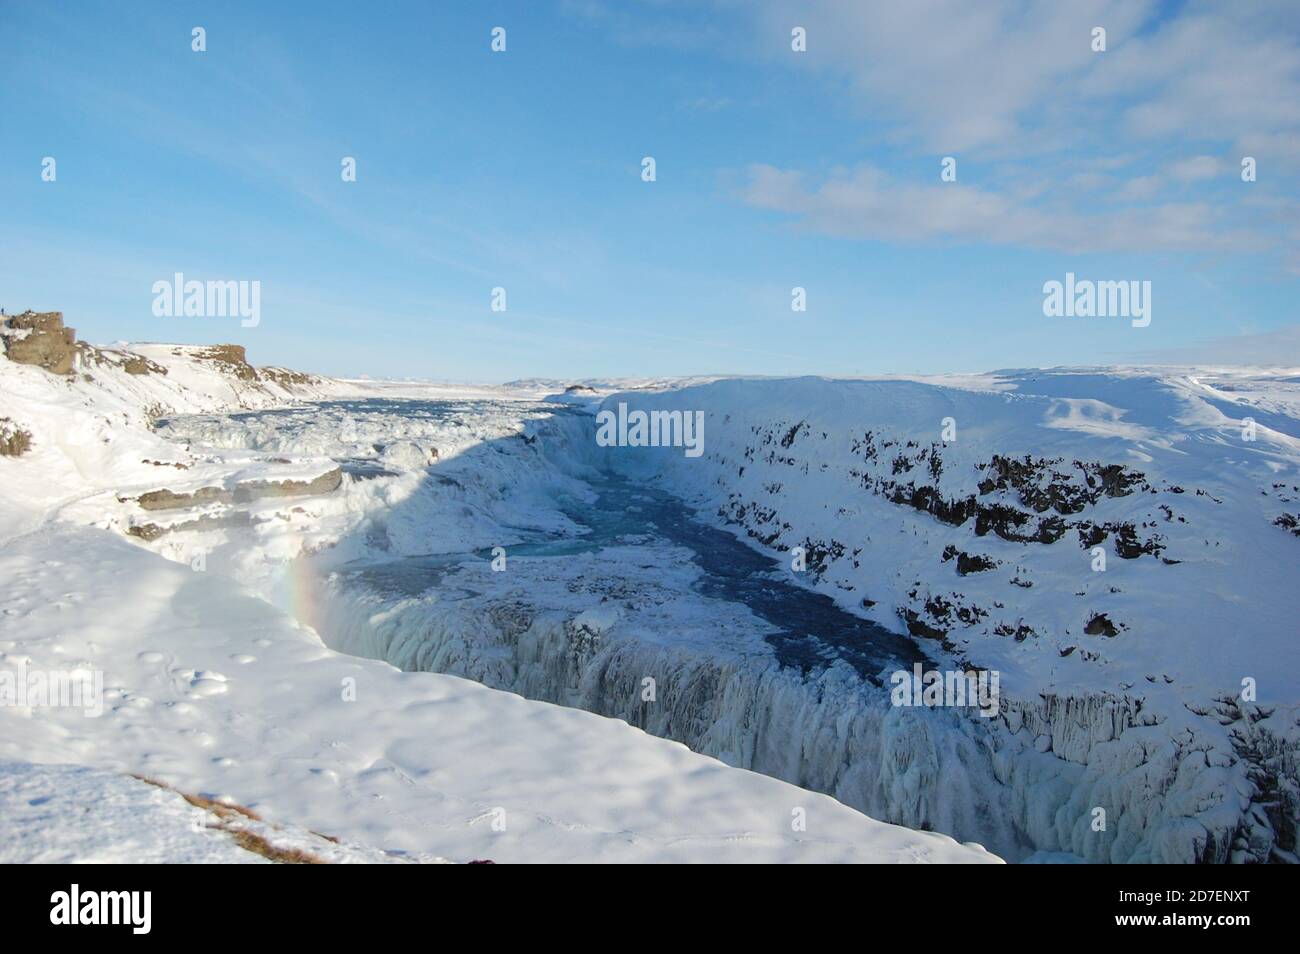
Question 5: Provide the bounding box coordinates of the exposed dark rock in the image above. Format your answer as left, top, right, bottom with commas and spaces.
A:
261, 366, 317, 388
136, 467, 342, 511
980, 454, 1149, 514
2, 311, 77, 375
1112, 522, 1164, 558
1084, 612, 1119, 637
137, 486, 232, 511
1077, 522, 1108, 548
231, 467, 343, 502
196, 344, 259, 381
994, 622, 1036, 641
127, 511, 253, 541
901, 609, 947, 640
799, 537, 845, 576
779, 421, 806, 449
0, 417, 33, 456
122, 354, 167, 375
941, 544, 998, 575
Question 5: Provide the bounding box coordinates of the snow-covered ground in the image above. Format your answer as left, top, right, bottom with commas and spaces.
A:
5, 316, 1296, 863
0, 329, 998, 864
0, 761, 440, 864
132, 364, 1299, 862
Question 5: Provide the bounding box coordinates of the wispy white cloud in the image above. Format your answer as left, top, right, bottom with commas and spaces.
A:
737, 163, 1262, 253
1168, 156, 1226, 183
717, 1, 1300, 258
748, 0, 1300, 157
1126, 324, 1300, 365
752, 0, 1152, 154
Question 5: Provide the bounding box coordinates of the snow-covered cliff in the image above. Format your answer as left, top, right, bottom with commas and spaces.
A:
592, 370, 1300, 861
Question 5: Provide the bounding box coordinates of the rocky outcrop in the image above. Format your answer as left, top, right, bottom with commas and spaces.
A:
260, 366, 316, 388
1084, 612, 1119, 637
134, 468, 342, 511
942, 545, 998, 575
0, 417, 33, 457
847, 437, 1169, 555
195, 344, 258, 381
127, 467, 343, 543
231, 467, 342, 502
127, 511, 253, 541
122, 354, 167, 376
136, 486, 233, 511
1, 311, 78, 375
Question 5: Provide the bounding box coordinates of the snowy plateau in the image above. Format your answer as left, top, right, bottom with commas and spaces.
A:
1, 313, 1297, 864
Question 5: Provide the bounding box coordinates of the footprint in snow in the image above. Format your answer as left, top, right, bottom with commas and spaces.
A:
167, 667, 229, 697
189, 671, 229, 697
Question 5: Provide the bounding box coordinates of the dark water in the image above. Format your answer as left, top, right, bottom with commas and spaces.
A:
342, 468, 930, 684
230, 398, 929, 683
532, 472, 931, 681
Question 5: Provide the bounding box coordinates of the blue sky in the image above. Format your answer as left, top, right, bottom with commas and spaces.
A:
2, 0, 1297, 380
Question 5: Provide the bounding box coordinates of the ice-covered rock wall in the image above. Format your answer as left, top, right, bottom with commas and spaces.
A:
311, 571, 1035, 856
579, 375, 1300, 862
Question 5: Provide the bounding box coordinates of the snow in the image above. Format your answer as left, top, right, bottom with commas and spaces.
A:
604, 371, 1300, 702
0, 760, 436, 864
144, 366, 1297, 862
0, 525, 994, 863
592, 369, 1300, 861
6, 329, 1296, 864
0, 342, 998, 864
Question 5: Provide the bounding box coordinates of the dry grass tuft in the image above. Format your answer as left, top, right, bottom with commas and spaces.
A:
227, 828, 329, 864
132, 774, 330, 864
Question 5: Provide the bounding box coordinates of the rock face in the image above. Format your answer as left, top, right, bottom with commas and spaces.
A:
121, 354, 167, 376
0, 417, 33, 457
196, 344, 258, 381
230, 467, 342, 502
2, 311, 78, 375
260, 366, 313, 387
133, 468, 343, 511
127, 511, 253, 541
136, 486, 233, 511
